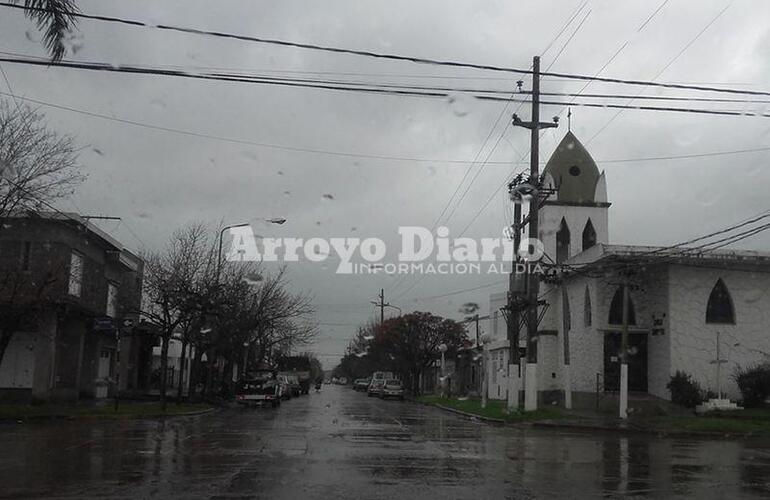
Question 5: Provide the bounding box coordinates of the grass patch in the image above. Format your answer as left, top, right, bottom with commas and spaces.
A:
417, 395, 564, 422
0, 402, 213, 420
653, 408, 770, 435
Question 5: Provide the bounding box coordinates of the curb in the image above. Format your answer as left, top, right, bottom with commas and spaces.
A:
0, 406, 218, 423
531, 419, 763, 439
429, 403, 506, 424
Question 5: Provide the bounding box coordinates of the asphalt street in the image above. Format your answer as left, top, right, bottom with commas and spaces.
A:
1, 386, 770, 499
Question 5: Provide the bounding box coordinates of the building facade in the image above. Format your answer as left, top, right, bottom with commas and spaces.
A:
485, 132, 770, 408
0, 212, 151, 402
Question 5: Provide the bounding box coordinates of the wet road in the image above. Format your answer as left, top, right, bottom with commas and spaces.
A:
1, 386, 770, 499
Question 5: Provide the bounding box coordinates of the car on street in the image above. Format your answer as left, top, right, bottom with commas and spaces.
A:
277, 375, 292, 400
285, 374, 302, 397
379, 379, 405, 400
353, 378, 370, 391
367, 378, 385, 397
235, 369, 282, 408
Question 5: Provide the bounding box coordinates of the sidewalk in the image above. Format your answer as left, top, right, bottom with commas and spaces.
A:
0, 401, 216, 422
419, 396, 770, 438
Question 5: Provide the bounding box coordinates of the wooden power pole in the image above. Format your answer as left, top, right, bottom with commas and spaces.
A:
512, 56, 558, 411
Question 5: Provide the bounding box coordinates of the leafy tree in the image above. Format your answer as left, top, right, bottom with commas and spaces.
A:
334, 312, 466, 394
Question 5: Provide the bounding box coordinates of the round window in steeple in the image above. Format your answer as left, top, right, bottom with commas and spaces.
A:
569, 165, 581, 176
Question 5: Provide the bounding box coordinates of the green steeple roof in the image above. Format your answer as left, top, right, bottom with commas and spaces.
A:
543, 131, 601, 203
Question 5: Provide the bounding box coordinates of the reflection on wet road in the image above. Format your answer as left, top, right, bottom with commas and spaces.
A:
1, 386, 769, 498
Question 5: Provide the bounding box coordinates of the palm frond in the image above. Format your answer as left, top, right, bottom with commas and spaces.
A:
14, 0, 80, 61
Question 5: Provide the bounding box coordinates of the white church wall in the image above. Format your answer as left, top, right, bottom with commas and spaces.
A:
642, 267, 671, 400
562, 277, 602, 394
537, 334, 562, 392
539, 204, 609, 263
668, 264, 770, 401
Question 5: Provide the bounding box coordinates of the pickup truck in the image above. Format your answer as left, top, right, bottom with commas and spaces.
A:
235, 369, 282, 408
280, 370, 311, 395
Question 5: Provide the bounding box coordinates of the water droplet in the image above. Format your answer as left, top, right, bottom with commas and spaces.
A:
446, 92, 475, 117
92, 147, 104, 156
350, 227, 357, 232
277, 170, 284, 175
694, 187, 719, 207
241, 150, 257, 161
283, 190, 291, 196
673, 128, 701, 148
62, 31, 84, 55
322, 194, 334, 201
427, 166, 437, 175
24, 30, 40, 43
150, 98, 167, 110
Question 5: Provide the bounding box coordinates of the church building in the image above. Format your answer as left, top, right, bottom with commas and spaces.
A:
486, 131, 770, 408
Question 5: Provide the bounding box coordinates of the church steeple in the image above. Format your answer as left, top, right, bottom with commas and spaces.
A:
538, 131, 609, 264
543, 131, 603, 204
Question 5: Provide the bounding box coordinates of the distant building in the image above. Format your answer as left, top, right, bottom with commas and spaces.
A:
486, 132, 770, 407
0, 212, 152, 402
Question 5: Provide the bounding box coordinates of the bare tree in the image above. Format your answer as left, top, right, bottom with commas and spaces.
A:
0, 100, 82, 367
0, 100, 83, 220
140, 223, 211, 410
10, 1, 80, 61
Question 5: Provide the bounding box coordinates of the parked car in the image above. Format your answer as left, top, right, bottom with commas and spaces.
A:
236, 369, 282, 408
286, 374, 302, 397
277, 375, 292, 400
367, 379, 385, 397
353, 378, 370, 391
379, 379, 405, 400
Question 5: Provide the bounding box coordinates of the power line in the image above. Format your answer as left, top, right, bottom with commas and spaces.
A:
3, 2, 770, 98
392, 1, 588, 296
3, 57, 770, 119
587, 1, 734, 145
3, 90, 768, 169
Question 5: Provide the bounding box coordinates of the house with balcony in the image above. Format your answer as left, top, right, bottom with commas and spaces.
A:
0, 211, 152, 402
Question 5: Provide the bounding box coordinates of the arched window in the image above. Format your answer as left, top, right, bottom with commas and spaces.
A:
584, 285, 592, 327
556, 217, 571, 263
706, 279, 735, 324
609, 286, 636, 325
582, 219, 597, 252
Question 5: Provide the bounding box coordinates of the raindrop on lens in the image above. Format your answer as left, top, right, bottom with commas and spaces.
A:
446, 92, 474, 117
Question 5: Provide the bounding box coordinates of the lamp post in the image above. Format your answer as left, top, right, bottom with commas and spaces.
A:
385, 304, 402, 315
480, 334, 491, 409
439, 343, 448, 397
217, 218, 286, 283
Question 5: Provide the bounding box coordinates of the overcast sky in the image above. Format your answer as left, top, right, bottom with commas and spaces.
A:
2, 0, 770, 368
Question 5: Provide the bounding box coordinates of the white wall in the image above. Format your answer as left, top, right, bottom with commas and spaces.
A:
539, 204, 609, 264
668, 265, 770, 400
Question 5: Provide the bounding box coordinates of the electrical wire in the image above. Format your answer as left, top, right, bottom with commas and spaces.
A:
3, 2, 770, 97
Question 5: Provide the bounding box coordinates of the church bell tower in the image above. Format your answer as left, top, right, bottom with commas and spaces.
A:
539, 131, 609, 263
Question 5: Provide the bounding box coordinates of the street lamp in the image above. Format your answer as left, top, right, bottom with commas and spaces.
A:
479, 333, 492, 409
438, 343, 448, 397
217, 218, 286, 282
385, 304, 402, 315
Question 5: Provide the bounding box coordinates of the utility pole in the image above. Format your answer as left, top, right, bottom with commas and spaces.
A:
506, 202, 523, 412
512, 55, 558, 411
379, 288, 385, 325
